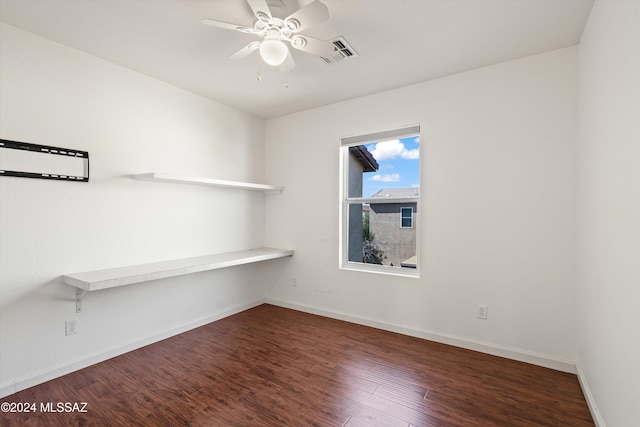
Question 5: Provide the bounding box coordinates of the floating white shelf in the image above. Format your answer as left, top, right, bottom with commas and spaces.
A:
63, 247, 293, 312
133, 172, 283, 192
64, 248, 293, 292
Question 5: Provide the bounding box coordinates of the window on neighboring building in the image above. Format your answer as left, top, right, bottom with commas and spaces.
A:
340, 125, 420, 276
401, 207, 413, 228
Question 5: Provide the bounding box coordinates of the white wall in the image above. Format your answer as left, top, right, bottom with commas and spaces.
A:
263, 47, 578, 369
0, 24, 269, 396
576, 1, 640, 426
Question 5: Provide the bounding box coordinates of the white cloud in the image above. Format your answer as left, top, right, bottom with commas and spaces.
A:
370, 173, 401, 182
370, 139, 419, 161
402, 148, 420, 159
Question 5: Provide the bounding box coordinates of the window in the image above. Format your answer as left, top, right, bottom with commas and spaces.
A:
340, 125, 420, 276
401, 207, 413, 228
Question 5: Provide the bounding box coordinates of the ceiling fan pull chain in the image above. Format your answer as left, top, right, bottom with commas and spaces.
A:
257, 53, 263, 82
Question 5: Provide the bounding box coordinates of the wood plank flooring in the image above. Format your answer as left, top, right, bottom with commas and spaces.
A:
1, 304, 594, 426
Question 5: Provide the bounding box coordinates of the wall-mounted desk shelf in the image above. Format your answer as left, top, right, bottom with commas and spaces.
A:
63, 247, 293, 312
133, 172, 283, 192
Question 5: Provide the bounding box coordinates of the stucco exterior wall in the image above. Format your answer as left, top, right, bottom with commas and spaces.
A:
369, 202, 418, 266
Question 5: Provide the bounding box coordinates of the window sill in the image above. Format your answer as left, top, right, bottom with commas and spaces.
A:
340, 262, 420, 279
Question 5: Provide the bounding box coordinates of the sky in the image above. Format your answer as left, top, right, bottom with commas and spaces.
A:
362, 135, 420, 198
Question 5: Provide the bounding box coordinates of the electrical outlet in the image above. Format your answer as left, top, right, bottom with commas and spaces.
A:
477, 304, 488, 320
65, 320, 78, 336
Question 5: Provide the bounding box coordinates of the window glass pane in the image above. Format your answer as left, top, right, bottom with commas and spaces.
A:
401, 207, 413, 228
346, 201, 418, 268
362, 136, 420, 198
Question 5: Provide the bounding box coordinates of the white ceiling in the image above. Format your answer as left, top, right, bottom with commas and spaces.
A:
0, 0, 594, 119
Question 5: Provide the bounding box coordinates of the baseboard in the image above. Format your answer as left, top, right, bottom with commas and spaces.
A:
576, 363, 606, 427
265, 297, 577, 374
0, 298, 265, 399
2, 297, 579, 400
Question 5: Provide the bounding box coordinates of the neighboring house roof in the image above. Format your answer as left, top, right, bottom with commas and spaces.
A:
371, 187, 419, 198
349, 146, 379, 172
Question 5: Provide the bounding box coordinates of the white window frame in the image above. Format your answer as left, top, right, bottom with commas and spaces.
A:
339, 125, 420, 278
401, 207, 414, 228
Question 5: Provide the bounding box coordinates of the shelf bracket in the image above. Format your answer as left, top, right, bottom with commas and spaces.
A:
75, 289, 88, 313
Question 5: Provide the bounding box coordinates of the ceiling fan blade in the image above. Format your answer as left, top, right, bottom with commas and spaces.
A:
284, 0, 329, 32
246, 0, 272, 22
290, 35, 335, 57
279, 51, 296, 72
201, 19, 254, 34
230, 42, 261, 60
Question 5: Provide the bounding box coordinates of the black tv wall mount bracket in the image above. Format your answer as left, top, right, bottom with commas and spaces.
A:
0, 139, 89, 182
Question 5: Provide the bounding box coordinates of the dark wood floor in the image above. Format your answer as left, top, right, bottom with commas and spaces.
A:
1, 304, 593, 426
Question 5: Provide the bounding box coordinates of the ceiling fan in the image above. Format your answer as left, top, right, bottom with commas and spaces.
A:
202, 0, 336, 72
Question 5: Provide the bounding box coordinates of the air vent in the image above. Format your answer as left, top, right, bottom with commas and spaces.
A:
321, 36, 358, 64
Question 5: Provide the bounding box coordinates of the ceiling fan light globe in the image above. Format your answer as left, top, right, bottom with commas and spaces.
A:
259, 39, 289, 66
